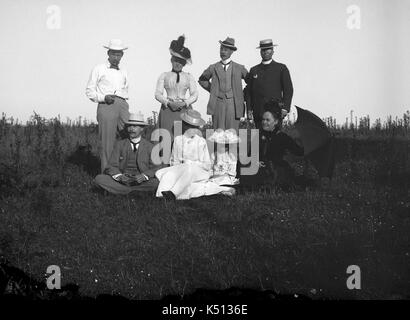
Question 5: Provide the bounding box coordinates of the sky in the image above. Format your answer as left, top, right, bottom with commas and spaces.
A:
0, 0, 409, 124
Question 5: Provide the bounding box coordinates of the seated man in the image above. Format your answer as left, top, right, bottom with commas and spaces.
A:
94, 112, 162, 194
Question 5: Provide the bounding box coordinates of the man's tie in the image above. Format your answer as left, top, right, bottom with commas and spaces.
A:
172, 69, 181, 83
221, 62, 230, 71
131, 141, 140, 152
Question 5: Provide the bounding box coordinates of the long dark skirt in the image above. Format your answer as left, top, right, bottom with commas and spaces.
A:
158, 104, 192, 140
239, 160, 297, 191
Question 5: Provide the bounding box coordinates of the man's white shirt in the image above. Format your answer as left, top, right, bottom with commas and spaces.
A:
85, 61, 129, 103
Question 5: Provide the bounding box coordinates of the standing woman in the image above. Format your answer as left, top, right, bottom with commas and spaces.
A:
155, 35, 198, 143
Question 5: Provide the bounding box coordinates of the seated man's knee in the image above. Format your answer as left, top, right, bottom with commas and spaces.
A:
94, 174, 108, 185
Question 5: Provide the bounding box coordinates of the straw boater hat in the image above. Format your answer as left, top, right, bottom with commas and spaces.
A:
124, 112, 148, 126
103, 39, 128, 51
256, 39, 278, 50
180, 109, 205, 127
219, 37, 237, 51
208, 129, 241, 144
169, 35, 192, 65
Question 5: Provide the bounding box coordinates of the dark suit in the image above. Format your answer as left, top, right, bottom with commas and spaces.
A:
94, 137, 162, 194
245, 60, 293, 128
199, 61, 248, 131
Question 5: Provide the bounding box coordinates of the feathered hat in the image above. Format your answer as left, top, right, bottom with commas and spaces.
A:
169, 35, 192, 65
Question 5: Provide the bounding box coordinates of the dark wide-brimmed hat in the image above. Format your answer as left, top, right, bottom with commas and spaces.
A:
219, 37, 237, 51
256, 39, 278, 50
264, 100, 283, 119
124, 112, 149, 126
169, 35, 192, 65
180, 109, 205, 127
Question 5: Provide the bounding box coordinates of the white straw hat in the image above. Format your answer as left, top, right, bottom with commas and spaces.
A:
103, 39, 128, 51
124, 112, 148, 126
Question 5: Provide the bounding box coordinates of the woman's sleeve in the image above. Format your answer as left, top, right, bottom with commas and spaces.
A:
170, 137, 181, 166
184, 73, 198, 107
198, 139, 212, 171
155, 73, 169, 105
284, 133, 304, 156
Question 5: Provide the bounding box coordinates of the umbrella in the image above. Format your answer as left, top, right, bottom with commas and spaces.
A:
293, 106, 336, 179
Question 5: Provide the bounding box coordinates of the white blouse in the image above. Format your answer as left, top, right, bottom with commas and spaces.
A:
155, 71, 198, 107
170, 134, 211, 171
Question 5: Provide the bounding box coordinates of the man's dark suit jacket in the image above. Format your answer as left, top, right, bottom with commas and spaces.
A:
245, 60, 293, 120
199, 61, 248, 119
104, 137, 161, 178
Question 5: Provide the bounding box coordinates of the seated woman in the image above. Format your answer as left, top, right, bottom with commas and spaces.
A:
241, 100, 304, 190
208, 129, 240, 186
155, 110, 235, 200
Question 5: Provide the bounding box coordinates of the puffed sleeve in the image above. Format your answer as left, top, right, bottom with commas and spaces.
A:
184, 73, 198, 107
198, 138, 212, 171
155, 73, 169, 106
170, 136, 182, 166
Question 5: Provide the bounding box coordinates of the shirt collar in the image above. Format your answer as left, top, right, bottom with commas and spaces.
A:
130, 136, 141, 144
106, 61, 121, 70
261, 59, 273, 65
221, 58, 232, 65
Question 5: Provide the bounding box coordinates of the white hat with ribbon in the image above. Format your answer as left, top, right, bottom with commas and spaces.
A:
103, 39, 128, 51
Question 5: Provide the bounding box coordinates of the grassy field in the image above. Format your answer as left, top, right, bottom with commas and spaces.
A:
0, 113, 409, 300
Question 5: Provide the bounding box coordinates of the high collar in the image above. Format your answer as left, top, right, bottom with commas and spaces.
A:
221, 58, 232, 65
262, 127, 280, 138
261, 59, 273, 65
183, 131, 198, 139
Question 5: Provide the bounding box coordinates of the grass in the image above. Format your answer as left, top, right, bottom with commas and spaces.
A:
0, 113, 409, 300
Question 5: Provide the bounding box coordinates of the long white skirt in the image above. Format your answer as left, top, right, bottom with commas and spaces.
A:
155, 163, 235, 200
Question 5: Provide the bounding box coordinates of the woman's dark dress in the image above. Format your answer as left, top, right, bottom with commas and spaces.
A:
241, 128, 304, 188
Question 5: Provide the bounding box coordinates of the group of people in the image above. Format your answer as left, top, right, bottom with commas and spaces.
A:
86, 36, 303, 200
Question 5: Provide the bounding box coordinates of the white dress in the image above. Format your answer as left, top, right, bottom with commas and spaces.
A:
155, 134, 235, 200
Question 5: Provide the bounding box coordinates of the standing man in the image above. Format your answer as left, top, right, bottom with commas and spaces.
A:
198, 37, 248, 133
245, 39, 293, 129
86, 39, 130, 172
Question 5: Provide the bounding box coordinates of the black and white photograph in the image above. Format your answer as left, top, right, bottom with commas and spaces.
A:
0, 0, 409, 313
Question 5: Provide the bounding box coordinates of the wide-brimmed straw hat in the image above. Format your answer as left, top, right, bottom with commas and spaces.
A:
256, 39, 278, 50
169, 35, 192, 65
124, 112, 148, 126
103, 39, 128, 51
219, 37, 237, 51
180, 109, 205, 127
208, 129, 241, 144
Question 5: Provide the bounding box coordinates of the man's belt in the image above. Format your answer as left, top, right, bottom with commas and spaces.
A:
100, 95, 127, 104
